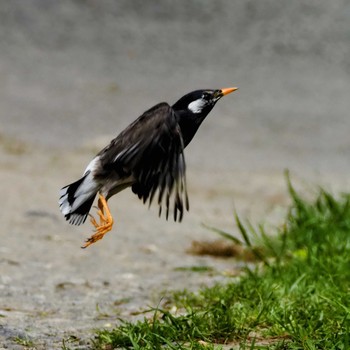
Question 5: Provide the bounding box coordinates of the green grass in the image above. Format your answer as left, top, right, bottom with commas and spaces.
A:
13, 336, 35, 347
89, 175, 350, 349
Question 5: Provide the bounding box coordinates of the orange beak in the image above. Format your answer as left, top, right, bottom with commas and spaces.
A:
221, 87, 238, 96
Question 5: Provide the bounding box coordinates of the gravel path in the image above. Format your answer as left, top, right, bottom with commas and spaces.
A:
1, 141, 349, 349
0, 143, 289, 349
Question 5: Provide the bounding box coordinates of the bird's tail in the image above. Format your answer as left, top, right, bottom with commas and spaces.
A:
59, 171, 99, 225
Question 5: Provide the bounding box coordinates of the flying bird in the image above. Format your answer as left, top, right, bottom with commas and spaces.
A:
59, 87, 238, 248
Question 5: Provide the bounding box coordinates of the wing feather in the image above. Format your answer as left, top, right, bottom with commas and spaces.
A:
99, 102, 189, 221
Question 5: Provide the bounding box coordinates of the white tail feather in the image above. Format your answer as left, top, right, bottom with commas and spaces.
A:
59, 170, 100, 225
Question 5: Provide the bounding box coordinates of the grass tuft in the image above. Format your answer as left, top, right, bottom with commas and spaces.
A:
89, 175, 350, 349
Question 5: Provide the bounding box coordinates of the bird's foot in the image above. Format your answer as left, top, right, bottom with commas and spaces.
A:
82, 194, 114, 248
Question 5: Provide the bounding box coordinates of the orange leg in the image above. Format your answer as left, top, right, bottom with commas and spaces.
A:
82, 194, 114, 248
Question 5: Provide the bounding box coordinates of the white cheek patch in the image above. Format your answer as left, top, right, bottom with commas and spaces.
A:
188, 99, 206, 114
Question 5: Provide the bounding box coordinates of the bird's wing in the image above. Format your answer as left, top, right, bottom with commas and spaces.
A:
99, 102, 189, 222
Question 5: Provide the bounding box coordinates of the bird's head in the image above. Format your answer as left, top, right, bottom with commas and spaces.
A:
172, 87, 238, 147
172, 87, 238, 116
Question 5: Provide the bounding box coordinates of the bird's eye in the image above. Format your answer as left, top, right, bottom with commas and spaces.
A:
202, 92, 210, 100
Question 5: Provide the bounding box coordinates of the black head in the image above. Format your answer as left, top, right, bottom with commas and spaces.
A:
172, 87, 237, 116
172, 87, 238, 147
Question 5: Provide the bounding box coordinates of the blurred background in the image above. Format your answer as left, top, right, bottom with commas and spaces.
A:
1, 0, 350, 175
1, 2, 350, 346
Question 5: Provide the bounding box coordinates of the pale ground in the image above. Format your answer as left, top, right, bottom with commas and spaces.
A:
0, 137, 291, 349
1, 136, 349, 349
1, 1, 350, 349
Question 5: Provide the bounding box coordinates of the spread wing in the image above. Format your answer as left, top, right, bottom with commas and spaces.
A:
98, 102, 189, 221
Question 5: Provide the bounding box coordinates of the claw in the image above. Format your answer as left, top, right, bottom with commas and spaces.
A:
82, 194, 114, 248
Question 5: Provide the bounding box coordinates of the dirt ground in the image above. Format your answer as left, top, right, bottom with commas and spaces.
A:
1, 1, 350, 349
0, 141, 278, 349
1, 138, 349, 349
